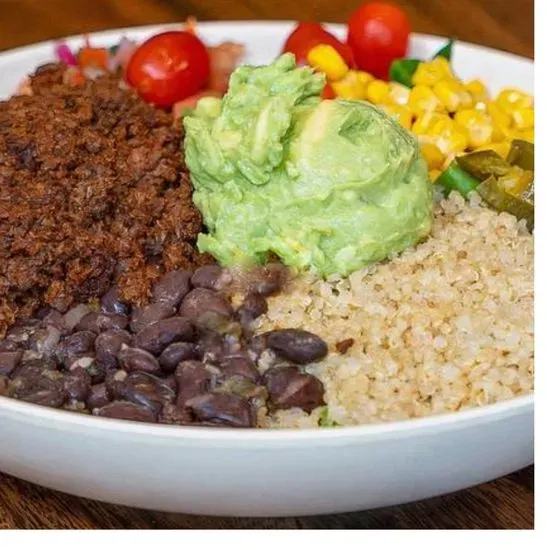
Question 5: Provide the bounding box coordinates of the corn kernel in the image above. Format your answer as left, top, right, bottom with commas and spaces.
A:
511, 108, 534, 130
464, 79, 490, 102
433, 125, 468, 156
484, 101, 511, 142
433, 81, 463, 112
495, 88, 533, 114
382, 105, 413, 130
366, 79, 390, 104
454, 109, 493, 148
388, 82, 410, 105
412, 111, 447, 135
411, 57, 455, 87
420, 142, 445, 170
408, 85, 444, 115
510, 128, 535, 143
331, 70, 370, 100
307, 44, 349, 81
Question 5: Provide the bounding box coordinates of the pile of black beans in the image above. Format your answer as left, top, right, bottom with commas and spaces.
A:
0, 264, 328, 428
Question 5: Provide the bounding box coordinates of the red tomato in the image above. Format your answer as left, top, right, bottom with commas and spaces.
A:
282, 21, 355, 67
126, 31, 210, 108
347, 2, 410, 80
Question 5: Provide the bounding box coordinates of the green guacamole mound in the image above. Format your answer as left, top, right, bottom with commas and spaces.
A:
183, 54, 433, 277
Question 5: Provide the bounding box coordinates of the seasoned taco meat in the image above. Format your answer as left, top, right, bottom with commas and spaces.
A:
0, 63, 209, 337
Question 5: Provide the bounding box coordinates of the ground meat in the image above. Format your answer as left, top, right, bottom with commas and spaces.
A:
0, 63, 210, 337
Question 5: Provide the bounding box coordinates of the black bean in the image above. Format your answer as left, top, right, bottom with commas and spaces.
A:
219, 355, 259, 382
93, 401, 157, 423
104, 369, 128, 399
62, 304, 91, 331
195, 331, 226, 363
13, 374, 66, 408
186, 393, 254, 428
5, 323, 38, 349
13, 358, 57, 379
87, 383, 110, 410
28, 325, 62, 356
118, 372, 175, 413
61, 331, 96, 357
236, 293, 268, 324
42, 309, 66, 332
179, 288, 233, 330
152, 270, 191, 308
118, 346, 161, 375
158, 342, 198, 373
100, 287, 130, 316
266, 329, 328, 365
133, 317, 194, 356
263, 366, 325, 413
249, 263, 288, 296
95, 329, 132, 369
0, 375, 14, 397
130, 303, 175, 333
191, 264, 223, 291
0, 350, 22, 377
162, 374, 178, 393
76, 312, 129, 334
159, 403, 193, 425
63, 368, 92, 401
175, 360, 216, 407
0, 340, 19, 352
69, 357, 105, 385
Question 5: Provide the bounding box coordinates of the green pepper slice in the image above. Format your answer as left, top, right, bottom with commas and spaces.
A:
436, 160, 480, 197
507, 139, 534, 171
477, 176, 534, 230
389, 58, 420, 88
456, 150, 511, 181
432, 39, 454, 61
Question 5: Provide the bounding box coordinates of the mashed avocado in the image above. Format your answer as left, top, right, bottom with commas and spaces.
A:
184, 54, 433, 277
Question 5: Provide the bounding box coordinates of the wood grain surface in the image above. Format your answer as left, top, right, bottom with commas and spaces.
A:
0, 0, 534, 530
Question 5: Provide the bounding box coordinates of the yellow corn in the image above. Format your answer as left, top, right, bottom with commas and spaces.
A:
366, 79, 390, 104
412, 111, 447, 135
420, 142, 445, 170
408, 85, 444, 115
382, 105, 413, 130
510, 128, 535, 143
412, 57, 454, 87
475, 141, 512, 159
307, 44, 349, 81
454, 109, 493, 148
511, 108, 534, 130
431, 121, 469, 156
484, 101, 511, 142
433, 80, 472, 112
388, 82, 410, 105
495, 88, 533, 114
331, 70, 370, 100
464, 79, 489, 102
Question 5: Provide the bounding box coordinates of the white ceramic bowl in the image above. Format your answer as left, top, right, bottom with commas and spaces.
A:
0, 22, 534, 517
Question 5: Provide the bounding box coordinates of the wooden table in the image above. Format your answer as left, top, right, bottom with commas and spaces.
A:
0, 0, 534, 530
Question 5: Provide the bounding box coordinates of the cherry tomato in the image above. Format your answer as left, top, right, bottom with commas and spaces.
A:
282, 21, 355, 67
347, 2, 411, 80
126, 31, 210, 108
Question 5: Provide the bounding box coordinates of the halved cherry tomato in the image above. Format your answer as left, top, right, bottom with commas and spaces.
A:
126, 31, 210, 108
282, 21, 355, 67
347, 2, 410, 80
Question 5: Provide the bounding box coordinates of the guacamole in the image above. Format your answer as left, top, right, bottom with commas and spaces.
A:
184, 54, 433, 277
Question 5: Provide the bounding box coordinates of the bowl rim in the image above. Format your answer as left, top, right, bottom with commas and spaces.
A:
0, 22, 534, 446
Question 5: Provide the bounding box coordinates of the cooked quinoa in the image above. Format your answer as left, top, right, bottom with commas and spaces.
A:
257, 192, 534, 428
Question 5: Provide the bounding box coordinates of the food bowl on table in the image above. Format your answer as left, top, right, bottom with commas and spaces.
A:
0, 22, 533, 517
